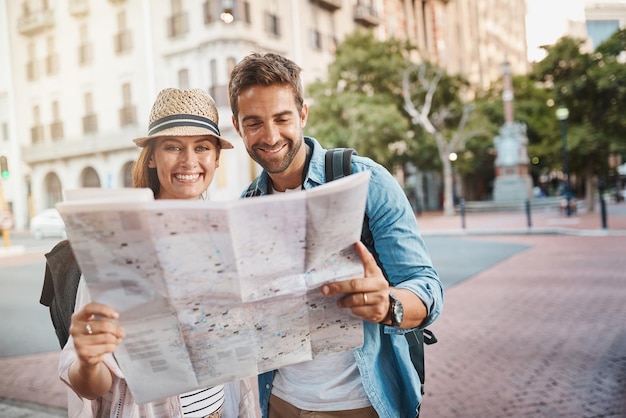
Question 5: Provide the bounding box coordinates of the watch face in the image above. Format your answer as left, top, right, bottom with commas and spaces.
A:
390, 292, 404, 326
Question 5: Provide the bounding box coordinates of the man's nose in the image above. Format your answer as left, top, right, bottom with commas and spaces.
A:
263, 122, 281, 145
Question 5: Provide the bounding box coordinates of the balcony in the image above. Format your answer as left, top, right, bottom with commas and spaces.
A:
353, 4, 380, 27
68, 0, 89, 17
119, 106, 137, 127
82, 114, 98, 134
167, 12, 188, 38
114, 30, 132, 54
31, 125, 44, 144
310, 0, 341, 12
26, 61, 39, 81
78, 43, 92, 66
45, 54, 59, 76
18, 9, 54, 36
50, 121, 64, 141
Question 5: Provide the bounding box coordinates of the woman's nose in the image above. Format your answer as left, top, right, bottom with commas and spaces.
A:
181, 148, 198, 167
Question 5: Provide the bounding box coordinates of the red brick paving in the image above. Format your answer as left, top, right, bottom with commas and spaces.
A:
420, 234, 626, 417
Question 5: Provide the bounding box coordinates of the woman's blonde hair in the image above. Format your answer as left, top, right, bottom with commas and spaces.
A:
131, 142, 160, 197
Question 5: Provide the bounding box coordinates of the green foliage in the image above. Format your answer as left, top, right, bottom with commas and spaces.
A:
306, 31, 427, 170
530, 29, 626, 187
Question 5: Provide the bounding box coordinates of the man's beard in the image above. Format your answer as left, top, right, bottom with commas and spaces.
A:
250, 137, 303, 174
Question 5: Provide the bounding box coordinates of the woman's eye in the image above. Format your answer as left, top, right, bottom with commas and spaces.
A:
164, 146, 181, 151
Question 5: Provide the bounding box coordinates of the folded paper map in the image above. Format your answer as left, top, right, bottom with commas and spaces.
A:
57, 171, 370, 404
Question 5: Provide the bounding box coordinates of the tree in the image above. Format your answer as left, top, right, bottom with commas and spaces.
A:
402, 63, 483, 216
307, 31, 481, 215
306, 31, 411, 170
532, 30, 626, 210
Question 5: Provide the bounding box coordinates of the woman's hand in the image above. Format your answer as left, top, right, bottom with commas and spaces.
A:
68, 302, 124, 399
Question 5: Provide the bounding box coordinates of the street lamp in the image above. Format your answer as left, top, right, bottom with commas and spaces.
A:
556, 106, 571, 216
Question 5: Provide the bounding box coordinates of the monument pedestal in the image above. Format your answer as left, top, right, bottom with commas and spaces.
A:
493, 174, 532, 201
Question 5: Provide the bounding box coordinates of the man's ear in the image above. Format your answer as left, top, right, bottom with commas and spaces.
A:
301, 103, 309, 128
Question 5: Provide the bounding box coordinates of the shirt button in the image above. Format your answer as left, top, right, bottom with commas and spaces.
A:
266, 384, 271, 389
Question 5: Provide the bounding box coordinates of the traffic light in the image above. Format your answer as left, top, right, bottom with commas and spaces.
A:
0, 156, 8, 179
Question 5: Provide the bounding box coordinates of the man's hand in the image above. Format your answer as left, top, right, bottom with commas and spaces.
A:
321, 241, 429, 328
321, 241, 391, 324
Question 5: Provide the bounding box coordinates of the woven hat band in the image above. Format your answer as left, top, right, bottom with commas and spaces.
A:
148, 114, 221, 137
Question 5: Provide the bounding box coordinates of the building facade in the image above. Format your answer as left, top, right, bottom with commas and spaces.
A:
2, 0, 528, 230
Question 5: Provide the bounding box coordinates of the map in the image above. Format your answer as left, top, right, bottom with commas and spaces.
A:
57, 171, 370, 404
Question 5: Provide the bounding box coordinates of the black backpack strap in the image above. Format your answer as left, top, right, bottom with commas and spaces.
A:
324, 147, 437, 401
243, 177, 263, 198
405, 328, 438, 396
325, 148, 356, 181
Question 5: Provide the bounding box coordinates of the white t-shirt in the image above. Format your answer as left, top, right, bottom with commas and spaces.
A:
270, 185, 371, 411
271, 346, 370, 410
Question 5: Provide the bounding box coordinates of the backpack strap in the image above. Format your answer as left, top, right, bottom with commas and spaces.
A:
243, 177, 263, 198
324, 147, 436, 401
325, 148, 356, 181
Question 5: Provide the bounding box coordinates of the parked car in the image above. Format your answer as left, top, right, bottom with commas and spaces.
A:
30, 208, 66, 239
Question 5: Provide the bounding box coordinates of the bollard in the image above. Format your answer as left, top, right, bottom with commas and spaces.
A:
525, 199, 532, 228
600, 193, 607, 229
460, 198, 466, 229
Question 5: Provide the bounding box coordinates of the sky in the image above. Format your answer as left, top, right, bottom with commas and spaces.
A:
525, 0, 586, 62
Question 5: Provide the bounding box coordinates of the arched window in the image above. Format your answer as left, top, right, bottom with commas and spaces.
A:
44, 171, 63, 208
80, 166, 101, 187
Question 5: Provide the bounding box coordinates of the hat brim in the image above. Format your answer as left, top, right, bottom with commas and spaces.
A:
133, 125, 234, 149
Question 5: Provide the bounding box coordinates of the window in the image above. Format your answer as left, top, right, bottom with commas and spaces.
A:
83, 92, 98, 134
204, 0, 251, 25
310, 29, 322, 50
168, 0, 188, 37
26, 42, 38, 81
264, 11, 280, 37
78, 24, 92, 65
114, 11, 132, 54
178, 68, 189, 89
45, 36, 58, 75
119, 82, 136, 127
50, 100, 64, 140
31, 105, 44, 143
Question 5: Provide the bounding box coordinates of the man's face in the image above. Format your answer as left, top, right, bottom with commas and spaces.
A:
233, 84, 307, 175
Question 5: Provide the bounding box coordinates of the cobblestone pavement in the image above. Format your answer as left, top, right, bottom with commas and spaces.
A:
1, 203, 625, 417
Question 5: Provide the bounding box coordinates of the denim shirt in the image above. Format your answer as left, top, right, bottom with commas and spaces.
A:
242, 137, 444, 418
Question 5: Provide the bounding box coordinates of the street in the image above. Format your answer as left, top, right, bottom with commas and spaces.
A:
0, 235, 64, 358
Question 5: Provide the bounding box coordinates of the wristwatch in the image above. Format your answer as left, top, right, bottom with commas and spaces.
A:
388, 291, 404, 327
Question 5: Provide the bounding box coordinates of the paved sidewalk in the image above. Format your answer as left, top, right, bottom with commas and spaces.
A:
1, 202, 625, 417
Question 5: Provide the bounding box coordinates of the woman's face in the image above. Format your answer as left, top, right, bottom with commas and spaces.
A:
149, 135, 221, 200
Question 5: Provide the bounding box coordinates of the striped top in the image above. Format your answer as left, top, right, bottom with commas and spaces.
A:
180, 385, 225, 417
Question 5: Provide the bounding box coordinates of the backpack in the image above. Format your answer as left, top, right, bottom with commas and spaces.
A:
245, 147, 437, 395
39, 239, 81, 349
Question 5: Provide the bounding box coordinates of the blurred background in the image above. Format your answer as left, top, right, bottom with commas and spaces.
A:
0, 0, 624, 236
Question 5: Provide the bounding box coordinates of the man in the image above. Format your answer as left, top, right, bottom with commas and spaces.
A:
229, 53, 444, 418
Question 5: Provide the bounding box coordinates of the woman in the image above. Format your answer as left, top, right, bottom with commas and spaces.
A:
59, 88, 256, 418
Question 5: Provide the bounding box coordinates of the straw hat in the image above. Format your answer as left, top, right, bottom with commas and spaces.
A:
133, 88, 234, 149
